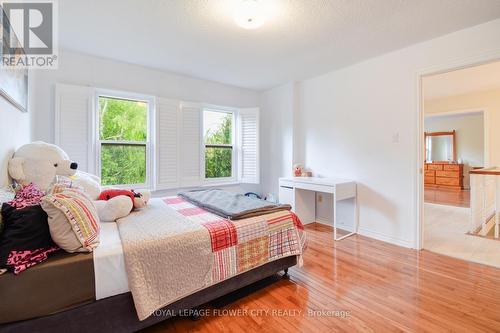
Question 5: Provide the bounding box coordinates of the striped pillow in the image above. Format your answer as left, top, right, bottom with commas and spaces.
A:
41, 188, 100, 252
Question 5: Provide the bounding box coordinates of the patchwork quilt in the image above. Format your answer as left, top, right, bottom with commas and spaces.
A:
164, 196, 306, 283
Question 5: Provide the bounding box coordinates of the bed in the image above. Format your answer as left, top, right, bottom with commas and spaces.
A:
0, 192, 305, 333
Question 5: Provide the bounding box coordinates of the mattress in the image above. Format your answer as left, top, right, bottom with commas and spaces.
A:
93, 221, 129, 299
0, 222, 127, 324
0, 250, 94, 324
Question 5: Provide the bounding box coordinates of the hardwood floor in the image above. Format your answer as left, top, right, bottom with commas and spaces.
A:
424, 187, 470, 207
142, 223, 500, 333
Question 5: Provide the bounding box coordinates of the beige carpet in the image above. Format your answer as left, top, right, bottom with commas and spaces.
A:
424, 203, 500, 268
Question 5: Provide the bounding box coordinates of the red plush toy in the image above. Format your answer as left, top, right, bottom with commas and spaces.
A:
98, 189, 150, 211
98, 189, 135, 202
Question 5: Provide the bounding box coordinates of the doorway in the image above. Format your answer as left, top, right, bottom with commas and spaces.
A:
420, 60, 500, 267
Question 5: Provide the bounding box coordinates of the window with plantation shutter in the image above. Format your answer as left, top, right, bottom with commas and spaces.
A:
237, 108, 260, 184
96, 90, 154, 187
203, 109, 235, 181
55, 83, 94, 173
179, 102, 202, 187
155, 98, 180, 189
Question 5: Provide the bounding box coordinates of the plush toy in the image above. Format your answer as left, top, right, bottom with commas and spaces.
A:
93, 196, 132, 222
98, 189, 151, 210
132, 190, 151, 209
67, 171, 135, 222
8, 141, 79, 191
293, 164, 303, 177
8, 141, 141, 222
69, 171, 102, 200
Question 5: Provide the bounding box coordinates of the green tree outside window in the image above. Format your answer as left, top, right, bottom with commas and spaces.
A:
204, 111, 233, 178
99, 96, 147, 185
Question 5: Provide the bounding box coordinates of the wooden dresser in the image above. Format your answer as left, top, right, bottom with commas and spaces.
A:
424, 163, 463, 190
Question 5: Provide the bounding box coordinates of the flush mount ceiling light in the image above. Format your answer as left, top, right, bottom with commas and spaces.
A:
234, 0, 265, 29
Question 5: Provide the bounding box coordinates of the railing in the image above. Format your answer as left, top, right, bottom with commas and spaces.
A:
470, 168, 500, 238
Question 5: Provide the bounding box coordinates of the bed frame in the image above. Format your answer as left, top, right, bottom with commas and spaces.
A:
0, 256, 297, 333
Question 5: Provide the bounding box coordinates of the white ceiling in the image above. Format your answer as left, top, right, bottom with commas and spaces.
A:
423, 60, 500, 100
59, 0, 500, 91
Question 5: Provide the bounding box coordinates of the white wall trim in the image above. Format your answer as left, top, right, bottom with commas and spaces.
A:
415, 51, 500, 250
359, 227, 414, 249
313, 219, 412, 248
315, 217, 331, 226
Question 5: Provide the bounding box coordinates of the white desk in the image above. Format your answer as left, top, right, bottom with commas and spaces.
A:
278, 177, 358, 241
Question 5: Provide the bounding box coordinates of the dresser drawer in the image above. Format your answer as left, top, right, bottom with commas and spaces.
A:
424, 176, 435, 184
436, 170, 460, 178
427, 164, 443, 171
424, 170, 435, 177
443, 164, 460, 171
435, 177, 459, 186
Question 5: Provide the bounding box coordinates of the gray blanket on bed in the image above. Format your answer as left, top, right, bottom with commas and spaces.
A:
178, 189, 291, 220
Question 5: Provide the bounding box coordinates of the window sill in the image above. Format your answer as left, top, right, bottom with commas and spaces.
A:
199, 181, 241, 188
102, 183, 151, 190
152, 180, 242, 195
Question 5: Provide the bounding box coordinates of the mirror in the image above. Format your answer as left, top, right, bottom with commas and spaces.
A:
425, 130, 456, 162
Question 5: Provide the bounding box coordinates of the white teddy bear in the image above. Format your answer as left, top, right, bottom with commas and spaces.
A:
8, 141, 133, 221
68, 170, 134, 222
8, 141, 79, 190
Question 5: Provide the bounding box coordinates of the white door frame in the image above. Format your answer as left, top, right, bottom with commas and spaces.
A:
415, 55, 500, 250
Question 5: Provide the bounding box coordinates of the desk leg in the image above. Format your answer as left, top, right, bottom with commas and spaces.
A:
333, 195, 358, 241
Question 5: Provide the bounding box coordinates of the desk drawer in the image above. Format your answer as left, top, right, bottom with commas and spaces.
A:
424, 170, 435, 177
293, 182, 335, 194
278, 186, 294, 209
279, 180, 295, 188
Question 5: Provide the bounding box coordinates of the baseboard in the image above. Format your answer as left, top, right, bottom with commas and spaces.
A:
315, 217, 332, 226
358, 227, 414, 249
315, 218, 414, 249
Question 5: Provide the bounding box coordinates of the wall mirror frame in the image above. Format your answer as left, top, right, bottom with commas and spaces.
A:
424, 130, 456, 163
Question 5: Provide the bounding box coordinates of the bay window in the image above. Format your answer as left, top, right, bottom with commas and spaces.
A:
55, 83, 259, 191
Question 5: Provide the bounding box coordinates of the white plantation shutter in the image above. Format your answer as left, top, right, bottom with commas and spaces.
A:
155, 98, 180, 189
238, 108, 260, 184
55, 83, 259, 189
55, 83, 94, 173
179, 102, 202, 187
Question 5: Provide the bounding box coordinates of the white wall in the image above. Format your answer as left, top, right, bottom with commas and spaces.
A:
0, 97, 31, 187
263, 19, 500, 248
0, 73, 33, 187
31, 50, 261, 143
260, 83, 296, 198
425, 113, 484, 188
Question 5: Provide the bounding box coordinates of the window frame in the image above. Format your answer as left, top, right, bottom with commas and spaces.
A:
201, 107, 238, 184
94, 89, 155, 189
